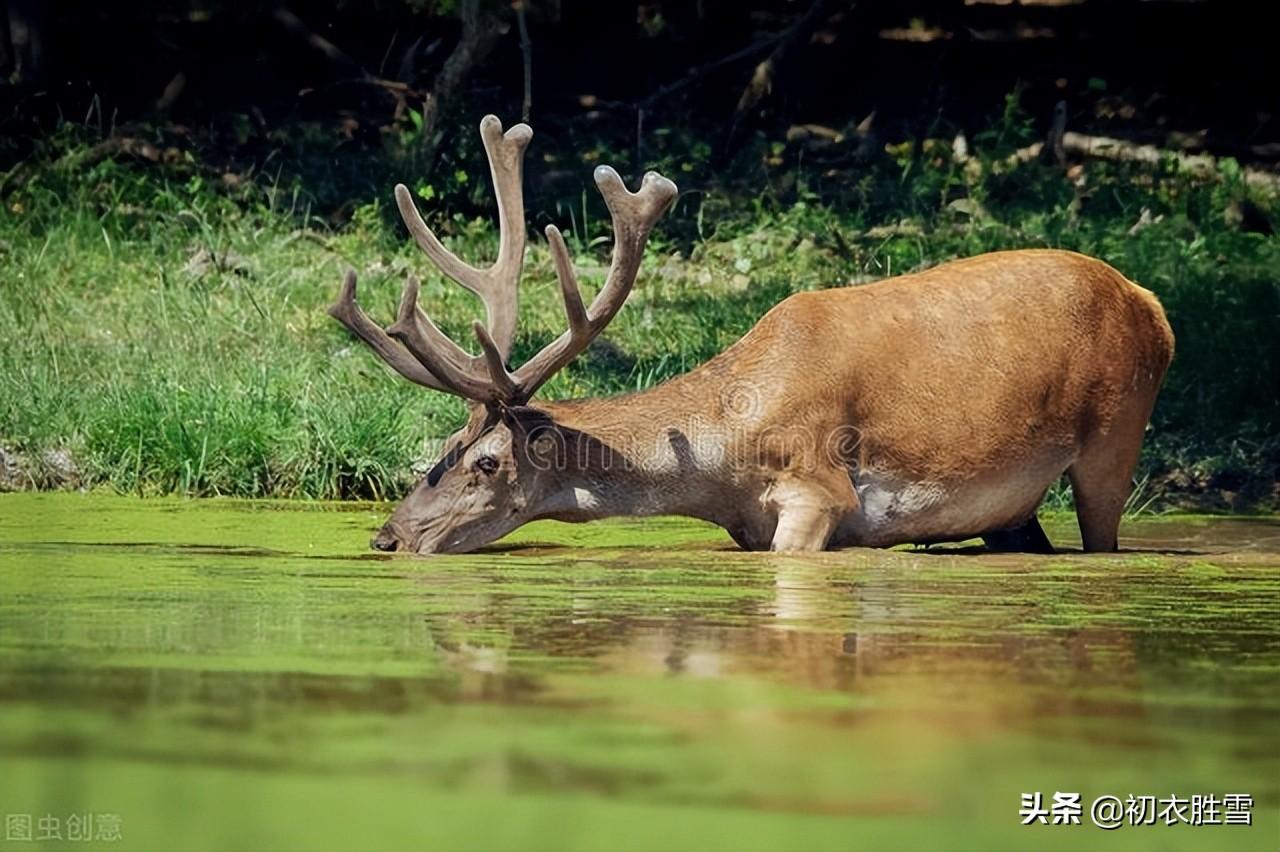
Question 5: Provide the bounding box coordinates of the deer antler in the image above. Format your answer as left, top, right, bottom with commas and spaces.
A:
329, 115, 677, 405
393, 114, 530, 361
511, 167, 677, 400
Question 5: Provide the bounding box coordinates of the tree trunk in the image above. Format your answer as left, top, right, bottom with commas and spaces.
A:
419, 0, 509, 170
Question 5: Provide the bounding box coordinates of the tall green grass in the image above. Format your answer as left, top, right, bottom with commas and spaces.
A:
1, 120, 1276, 502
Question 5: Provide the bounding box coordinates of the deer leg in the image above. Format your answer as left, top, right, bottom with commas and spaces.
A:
771, 505, 836, 552
1067, 391, 1155, 553
982, 516, 1054, 554
767, 469, 858, 552
770, 482, 843, 551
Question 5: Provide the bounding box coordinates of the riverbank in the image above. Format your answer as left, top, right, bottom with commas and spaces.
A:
2, 110, 1277, 508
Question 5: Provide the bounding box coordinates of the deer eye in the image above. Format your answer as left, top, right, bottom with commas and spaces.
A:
474, 454, 499, 475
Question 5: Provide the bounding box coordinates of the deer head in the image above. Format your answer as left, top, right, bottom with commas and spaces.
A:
329, 115, 677, 554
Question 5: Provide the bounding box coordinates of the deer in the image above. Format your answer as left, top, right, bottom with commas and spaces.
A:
329, 115, 1175, 556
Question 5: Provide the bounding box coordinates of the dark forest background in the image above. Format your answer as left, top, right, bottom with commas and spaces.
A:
4, 1, 1277, 205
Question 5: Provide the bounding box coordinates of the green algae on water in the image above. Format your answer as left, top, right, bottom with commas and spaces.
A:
1, 493, 1278, 852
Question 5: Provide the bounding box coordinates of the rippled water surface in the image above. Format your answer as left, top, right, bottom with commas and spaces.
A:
1, 494, 1277, 851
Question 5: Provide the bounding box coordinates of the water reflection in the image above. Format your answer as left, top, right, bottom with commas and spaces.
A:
1, 515, 1278, 850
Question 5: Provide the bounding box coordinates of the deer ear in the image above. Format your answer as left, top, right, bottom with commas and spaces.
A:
496, 404, 552, 434
494, 405, 561, 467
494, 402, 519, 430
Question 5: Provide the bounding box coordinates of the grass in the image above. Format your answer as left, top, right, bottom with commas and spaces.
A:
1, 109, 1277, 503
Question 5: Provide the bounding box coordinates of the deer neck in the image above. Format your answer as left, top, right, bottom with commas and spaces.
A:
532, 388, 737, 526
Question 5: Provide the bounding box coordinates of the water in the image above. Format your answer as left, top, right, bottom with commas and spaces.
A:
1, 494, 1277, 851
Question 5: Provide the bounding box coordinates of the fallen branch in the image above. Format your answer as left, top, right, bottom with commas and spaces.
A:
54, 137, 171, 171
1011, 132, 1280, 192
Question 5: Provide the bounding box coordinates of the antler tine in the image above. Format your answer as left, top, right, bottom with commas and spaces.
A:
384, 275, 505, 402
545, 224, 590, 338
471, 322, 521, 401
480, 116, 533, 359
582, 167, 678, 325
511, 166, 678, 401
327, 269, 452, 392
393, 114, 532, 361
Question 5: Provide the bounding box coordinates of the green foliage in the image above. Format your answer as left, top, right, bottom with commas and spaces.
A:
1, 108, 1277, 504
974, 84, 1039, 154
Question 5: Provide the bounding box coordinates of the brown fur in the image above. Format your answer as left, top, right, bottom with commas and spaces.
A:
376, 249, 1173, 554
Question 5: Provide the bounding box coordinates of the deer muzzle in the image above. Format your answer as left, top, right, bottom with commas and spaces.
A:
370, 523, 405, 552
